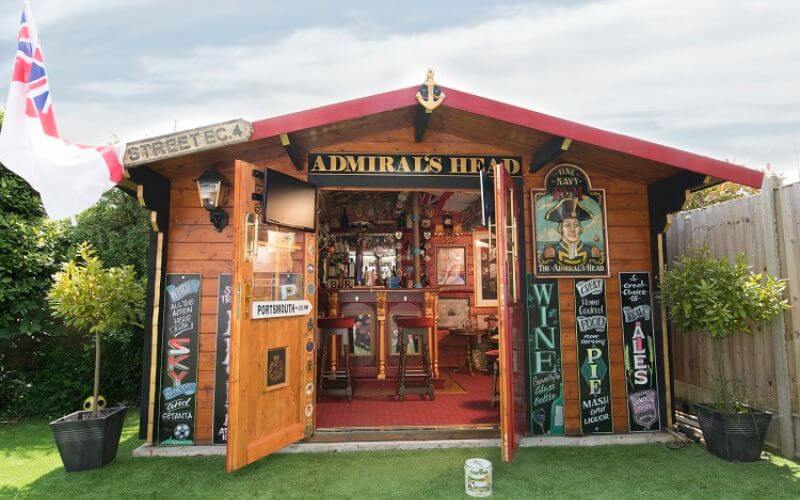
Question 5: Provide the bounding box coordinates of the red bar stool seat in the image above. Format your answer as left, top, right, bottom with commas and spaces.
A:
396, 317, 435, 401
485, 349, 500, 408
318, 317, 355, 401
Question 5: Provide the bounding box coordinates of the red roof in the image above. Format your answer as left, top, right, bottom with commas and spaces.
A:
251, 85, 763, 188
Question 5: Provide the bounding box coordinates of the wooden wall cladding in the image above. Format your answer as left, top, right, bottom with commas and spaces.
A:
154, 121, 652, 441
524, 171, 652, 435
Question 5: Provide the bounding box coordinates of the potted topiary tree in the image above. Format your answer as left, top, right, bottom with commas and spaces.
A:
47, 242, 145, 472
662, 246, 789, 462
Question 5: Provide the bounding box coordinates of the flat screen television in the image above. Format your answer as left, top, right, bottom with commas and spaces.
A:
262, 169, 317, 231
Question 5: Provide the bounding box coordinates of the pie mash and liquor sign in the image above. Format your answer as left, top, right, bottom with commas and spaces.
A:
574, 278, 613, 434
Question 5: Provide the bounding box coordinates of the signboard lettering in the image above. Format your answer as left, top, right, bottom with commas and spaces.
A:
575, 278, 613, 434
124, 119, 253, 166
308, 153, 522, 177
159, 274, 201, 446
532, 164, 609, 277
619, 272, 661, 432
526, 275, 564, 435
212, 274, 232, 445
251, 299, 313, 319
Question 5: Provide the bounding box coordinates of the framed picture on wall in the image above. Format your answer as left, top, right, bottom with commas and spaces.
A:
473, 231, 498, 306
436, 246, 467, 286
265, 347, 288, 390
437, 298, 469, 328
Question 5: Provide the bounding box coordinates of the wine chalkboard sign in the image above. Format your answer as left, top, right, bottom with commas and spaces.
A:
158, 274, 201, 446
574, 278, 613, 434
526, 275, 564, 435
619, 272, 661, 432
213, 274, 233, 445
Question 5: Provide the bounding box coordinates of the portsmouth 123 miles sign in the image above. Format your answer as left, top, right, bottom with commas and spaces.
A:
619, 272, 661, 432
526, 275, 564, 435
574, 278, 613, 434
159, 274, 201, 446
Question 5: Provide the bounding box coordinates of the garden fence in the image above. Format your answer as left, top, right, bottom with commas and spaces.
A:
664, 175, 800, 458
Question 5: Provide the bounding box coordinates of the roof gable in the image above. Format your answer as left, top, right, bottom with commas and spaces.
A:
251, 86, 763, 188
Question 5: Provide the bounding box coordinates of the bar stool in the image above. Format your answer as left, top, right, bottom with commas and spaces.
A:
318, 317, 355, 401
485, 349, 499, 408
396, 317, 435, 401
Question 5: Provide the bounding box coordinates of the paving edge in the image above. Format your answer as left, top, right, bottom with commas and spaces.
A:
132, 432, 675, 457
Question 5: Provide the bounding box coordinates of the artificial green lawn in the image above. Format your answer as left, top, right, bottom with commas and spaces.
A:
1, 412, 799, 498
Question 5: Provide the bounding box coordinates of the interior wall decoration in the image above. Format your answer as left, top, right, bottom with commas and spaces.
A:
436, 246, 467, 286
532, 164, 609, 277
159, 274, 201, 446
437, 297, 470, 329
473, 231, 498, 306
212, 274, 232, 445
526, 275, 564, 435
574, 278, 613, 434
266, 347, 288, 390
619, 272, 662, 432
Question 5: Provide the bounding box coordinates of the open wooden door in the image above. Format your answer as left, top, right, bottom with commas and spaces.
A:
226, 161, 318, 471
494, 162, 526, 462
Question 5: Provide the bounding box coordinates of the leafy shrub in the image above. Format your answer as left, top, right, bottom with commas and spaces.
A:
0, 166, 150, 419
662, 245, 789, 412
48, 243, 145, 416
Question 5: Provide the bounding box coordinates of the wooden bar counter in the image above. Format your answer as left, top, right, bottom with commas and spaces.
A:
320, 288, 439, 379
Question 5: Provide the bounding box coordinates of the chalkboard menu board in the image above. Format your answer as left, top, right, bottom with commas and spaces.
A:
574, 278, 613, 434
619, 272, 661, 432
526, 275, 564, 435
213, 274, 232, 445
159, 274, 201, 446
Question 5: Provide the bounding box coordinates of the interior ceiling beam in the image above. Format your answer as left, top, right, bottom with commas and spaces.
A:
529, 136, 572, 173
414, 107, 432, 143
280, 133, 303, 171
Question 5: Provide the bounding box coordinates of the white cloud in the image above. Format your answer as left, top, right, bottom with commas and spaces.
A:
42, 0, 800, 178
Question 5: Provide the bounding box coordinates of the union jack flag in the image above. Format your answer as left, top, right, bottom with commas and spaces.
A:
0, 2, 125, 219
13, 8, 58, 137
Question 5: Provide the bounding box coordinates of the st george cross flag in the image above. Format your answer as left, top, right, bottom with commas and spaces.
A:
0, 2, 124, 219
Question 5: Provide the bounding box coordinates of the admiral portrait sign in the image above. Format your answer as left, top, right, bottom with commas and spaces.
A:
532, 164, 609, 277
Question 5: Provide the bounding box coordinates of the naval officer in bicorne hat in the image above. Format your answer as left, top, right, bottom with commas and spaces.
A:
541, 197, 603, 266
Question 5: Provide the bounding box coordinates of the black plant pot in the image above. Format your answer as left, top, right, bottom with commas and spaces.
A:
695, 403, 772, 462
50, 406, 127, 472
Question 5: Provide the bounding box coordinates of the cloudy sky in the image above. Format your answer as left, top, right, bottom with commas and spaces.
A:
2, 0, 799, 179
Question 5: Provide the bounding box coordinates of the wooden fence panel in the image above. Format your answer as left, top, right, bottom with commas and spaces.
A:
665, 179, 799, 457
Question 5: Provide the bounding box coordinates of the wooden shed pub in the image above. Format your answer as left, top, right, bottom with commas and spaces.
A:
123, 71, 763, 471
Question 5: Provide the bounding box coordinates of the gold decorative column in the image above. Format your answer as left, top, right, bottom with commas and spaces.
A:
424, 290, 439, 378
327, 291, 340, 371
376, 291, 388, 379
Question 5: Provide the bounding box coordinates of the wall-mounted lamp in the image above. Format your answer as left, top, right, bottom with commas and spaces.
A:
196, 169, 228, 232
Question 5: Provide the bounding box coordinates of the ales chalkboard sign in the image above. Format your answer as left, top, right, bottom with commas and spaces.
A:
619, 272, 661, 432
574, 279, 613, 434
526, 275, 564, 435
213, 274, 232, 445
158, 274, 201, 446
